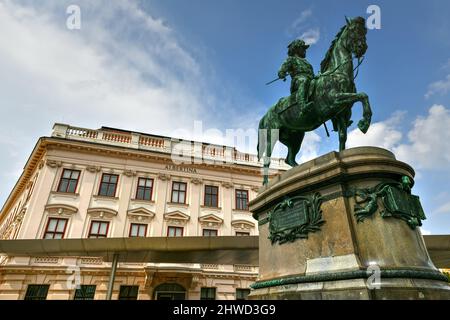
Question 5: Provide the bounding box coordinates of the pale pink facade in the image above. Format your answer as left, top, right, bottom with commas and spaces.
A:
0, 124, 287, 300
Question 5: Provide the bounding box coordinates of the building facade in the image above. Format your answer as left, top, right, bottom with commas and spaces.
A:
0, 124, 288, 300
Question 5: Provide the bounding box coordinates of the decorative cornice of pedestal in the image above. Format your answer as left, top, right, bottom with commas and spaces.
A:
250, 147, 414, 218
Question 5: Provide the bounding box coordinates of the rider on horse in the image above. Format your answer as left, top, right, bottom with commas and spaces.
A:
278, 39, 314, 114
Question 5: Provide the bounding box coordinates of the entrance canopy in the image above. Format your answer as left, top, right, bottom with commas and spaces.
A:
0, 235, 448, 268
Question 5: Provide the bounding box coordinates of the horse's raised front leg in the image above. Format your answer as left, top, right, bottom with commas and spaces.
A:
333, 92, 372, 133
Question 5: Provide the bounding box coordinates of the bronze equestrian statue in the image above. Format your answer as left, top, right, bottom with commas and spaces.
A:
258, 17, 372, 185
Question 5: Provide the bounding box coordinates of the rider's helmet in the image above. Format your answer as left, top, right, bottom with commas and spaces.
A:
287, 39, 310, 56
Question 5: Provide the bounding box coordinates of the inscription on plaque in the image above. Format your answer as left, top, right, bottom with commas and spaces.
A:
273, 201, 308, 231
268, 193, 325, 245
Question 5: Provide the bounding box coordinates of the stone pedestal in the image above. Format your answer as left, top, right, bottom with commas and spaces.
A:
249, 147, 450, 300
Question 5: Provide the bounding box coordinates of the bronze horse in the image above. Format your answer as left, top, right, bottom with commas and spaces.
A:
257, 17, 372, 185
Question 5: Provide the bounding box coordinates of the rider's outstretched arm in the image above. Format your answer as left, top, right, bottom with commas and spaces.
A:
278, 60, 289, 80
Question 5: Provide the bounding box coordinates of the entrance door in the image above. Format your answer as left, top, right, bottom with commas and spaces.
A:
154, 283, 186, 300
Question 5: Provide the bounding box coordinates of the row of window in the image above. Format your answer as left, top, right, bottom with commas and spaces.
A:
24, 284, 251, 300
24, 284, 139, 300
58, 169, 249, 210
43, 217, 250, 239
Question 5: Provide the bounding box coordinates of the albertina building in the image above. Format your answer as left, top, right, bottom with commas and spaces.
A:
0, 123, 288, 300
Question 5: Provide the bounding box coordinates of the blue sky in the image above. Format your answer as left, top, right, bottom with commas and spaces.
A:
0, 0, 449, 234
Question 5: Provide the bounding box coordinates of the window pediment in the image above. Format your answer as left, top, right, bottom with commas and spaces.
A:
198, 214, 223, 228
164, 210, 190, 226
87, 207, 118, 219
127, 207, 155, 222
231, 219, 255, 230
45, 204, 78, 216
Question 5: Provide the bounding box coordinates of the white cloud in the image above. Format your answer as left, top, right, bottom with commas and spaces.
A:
290, 9, 313, 28
348, 105, 450, 173
441, 58, 450, 71
394, 105, 450, 170
0, 0, 257, 205
435, 200, 450, 215
300, 28, 320, 45
347, 111, 404, 150
425, 74, 450, 98
420, 227, 432, 235
299, 132, 321, 162
0, 0, 211, 138
287, 9, 320, 45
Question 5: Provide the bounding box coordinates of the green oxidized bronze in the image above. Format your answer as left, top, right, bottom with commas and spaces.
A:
258, 17, 372, 185
353, 176, 426, 229
250, 268, 448, 290
268, 193, 324, 245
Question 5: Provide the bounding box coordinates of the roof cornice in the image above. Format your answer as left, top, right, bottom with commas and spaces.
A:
0, 136, 278, 224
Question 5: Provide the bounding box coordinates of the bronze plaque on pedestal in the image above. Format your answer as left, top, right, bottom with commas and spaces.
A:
268, 193, 324, 245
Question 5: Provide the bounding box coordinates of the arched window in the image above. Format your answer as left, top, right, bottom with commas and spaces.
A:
153, 283, 186, 300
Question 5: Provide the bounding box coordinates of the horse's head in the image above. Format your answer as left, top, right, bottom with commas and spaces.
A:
320, 16, 368, 73
344, 16, 368, 59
